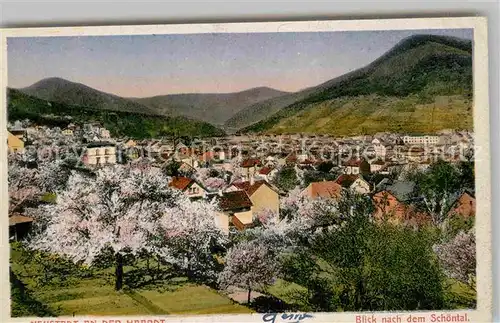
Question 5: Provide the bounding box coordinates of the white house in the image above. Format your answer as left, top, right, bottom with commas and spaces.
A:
83, 142, 117, 166
403, 135, 439, 145
169, 176, 208, 200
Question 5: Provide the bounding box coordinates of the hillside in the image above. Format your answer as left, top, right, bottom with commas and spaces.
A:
240, 34, 473, 135
20, 77, 160, 116
7, 88, 225, 139
132, 87, 289, 125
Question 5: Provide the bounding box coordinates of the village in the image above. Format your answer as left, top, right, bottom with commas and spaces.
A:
7, 119, 476, 238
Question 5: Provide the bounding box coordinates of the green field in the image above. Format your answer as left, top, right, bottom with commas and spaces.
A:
10, 244, 252, 317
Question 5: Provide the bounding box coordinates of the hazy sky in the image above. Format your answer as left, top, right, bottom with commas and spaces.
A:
8, 28, 472, 97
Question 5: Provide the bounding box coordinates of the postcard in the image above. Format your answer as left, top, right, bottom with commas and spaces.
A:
0, 17, 491, 323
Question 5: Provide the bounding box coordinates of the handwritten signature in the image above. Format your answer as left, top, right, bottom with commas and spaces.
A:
262, 313, 314, 323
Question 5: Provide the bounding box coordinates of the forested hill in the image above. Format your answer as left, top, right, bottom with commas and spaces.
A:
7, 88, 226, 139
238, 34, 473, 135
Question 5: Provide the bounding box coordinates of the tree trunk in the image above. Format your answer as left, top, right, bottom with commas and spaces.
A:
247, 287, 252, 304
115, 253, 124, 291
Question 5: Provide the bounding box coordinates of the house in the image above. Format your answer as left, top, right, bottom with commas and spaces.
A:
231, 179, 280, 215
369, 159, 386, 173
178, 161, 197, 175
371, 139, 387, 158
176, 153, 200, 169
215, 191, 254, 233
124, 139, 137, 148
257, 167, 277, 182
240, 158, 261, 180
335, 174, 371, 194
7, 132, 24, 153
9, 128, 26, 140
448, 191, 475, 218
62, 128, 74, 136
101, 128, 111, 139
9, 213, 34, 241
376, 179, 416, 202
342, 159, 370, 175
169, 176, 208, 200
301, 180, 342, 200
372, 191, 430, 226
82, 142, 117, 166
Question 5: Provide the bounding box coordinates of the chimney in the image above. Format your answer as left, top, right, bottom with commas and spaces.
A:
250, 176, 255, 185
218, 189, 223, 196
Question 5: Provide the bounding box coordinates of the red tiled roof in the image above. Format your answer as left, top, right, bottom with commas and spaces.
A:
199, 151, 215, 162
233, 180, 277, 196
169, 176, 194, 191
343, 159, 362, 167
259, 167, 273, 175
218, 191, 253, 211
300, 159, 315, 165
240, 158, 261, 168
335, 174, 359, 188
372, 191, 431, 226
308, 181, 342, 199
285, 153, 298, 163
448, 192, 475, 218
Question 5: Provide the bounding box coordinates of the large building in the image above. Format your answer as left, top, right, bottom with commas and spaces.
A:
82, 142, 117, 166
403, 135, 439, 145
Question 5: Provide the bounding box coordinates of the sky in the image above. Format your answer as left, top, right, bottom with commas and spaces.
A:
7, 28, 473, 98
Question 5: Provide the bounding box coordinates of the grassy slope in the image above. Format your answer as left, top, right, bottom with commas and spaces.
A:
10, 244, 250, 317
270, 94, 472, 135
8, 88, 225, 139
240, 35, 473, 135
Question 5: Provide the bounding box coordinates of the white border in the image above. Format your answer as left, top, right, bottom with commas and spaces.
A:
0, 17, 491, 323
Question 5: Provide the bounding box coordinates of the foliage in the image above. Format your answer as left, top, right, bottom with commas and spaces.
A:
412, 160, 465, 224
281, 193, 446, 311
10, 269, 56, 317
11, 242, 91, 288
162, 160, 181, 177
441, 214, 475, 242
302, 170, 337, 189
272, 166, 299, 192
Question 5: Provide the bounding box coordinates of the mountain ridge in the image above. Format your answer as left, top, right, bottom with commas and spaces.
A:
131, 86, 289, 125
238, 34, 473, 135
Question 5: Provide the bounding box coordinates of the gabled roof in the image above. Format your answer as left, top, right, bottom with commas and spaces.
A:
259, 167, 273, 175
307, 180, 342, 199
240, 158, 261, 168
335, 174, 359, 188
385, 180, 416, 202
343, 159, 362, 167
233, 180, 278, 196
169, 176, 194, 191
217, 191, 253, 211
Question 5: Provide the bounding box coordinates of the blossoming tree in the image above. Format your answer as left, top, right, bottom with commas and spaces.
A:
219, 240, 279, 304
28, 164, 225, 290
433, 229, 476, 288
